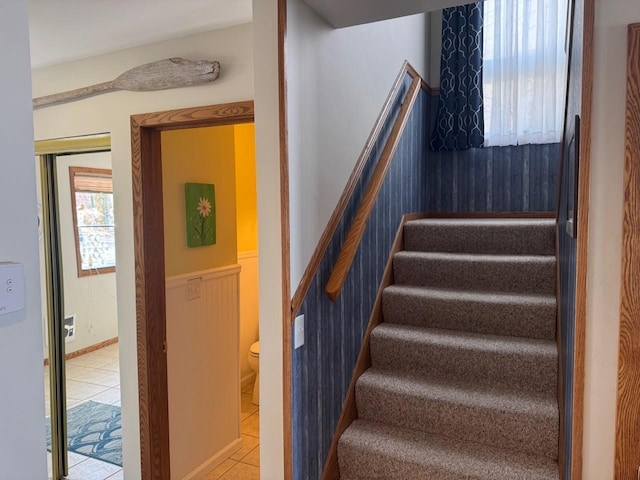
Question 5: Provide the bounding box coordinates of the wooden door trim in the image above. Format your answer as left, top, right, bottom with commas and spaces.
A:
571, 0, 595, 477
614, 22, 640, 479
131, 101, 257, 479
278, 0, 293, 477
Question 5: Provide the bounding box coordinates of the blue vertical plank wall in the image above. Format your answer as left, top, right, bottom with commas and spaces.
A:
558, 149, 576, 480
291, 75, 429, 480
426, 94, 561, 212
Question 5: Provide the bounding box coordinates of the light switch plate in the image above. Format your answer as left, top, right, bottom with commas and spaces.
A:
294, 314, 305, 349
0, 262, 25, 315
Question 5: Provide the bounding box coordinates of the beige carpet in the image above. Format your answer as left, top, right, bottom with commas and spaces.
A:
337, 218, 559, 479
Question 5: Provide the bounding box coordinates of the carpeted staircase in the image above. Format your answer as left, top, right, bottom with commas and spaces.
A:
337, 218, 559, 479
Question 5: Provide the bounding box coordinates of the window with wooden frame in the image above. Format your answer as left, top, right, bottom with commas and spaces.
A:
69, 167, 116, 277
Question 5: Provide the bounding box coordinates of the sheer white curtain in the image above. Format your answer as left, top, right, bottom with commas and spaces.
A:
483, 0, 568, 147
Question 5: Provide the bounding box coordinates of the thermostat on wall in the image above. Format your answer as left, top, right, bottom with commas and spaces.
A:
0, 262, 25, 316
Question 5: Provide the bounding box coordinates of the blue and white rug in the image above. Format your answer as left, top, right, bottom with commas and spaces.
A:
46, 400, 122, 467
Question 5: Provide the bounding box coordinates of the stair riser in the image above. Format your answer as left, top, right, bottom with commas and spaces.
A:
404, 222, 555, 255
382, 289, 556, 340
370, 331, 557, 396
356, 380, 558, 459
338, 446, 478, 480
393, 253, 556, 295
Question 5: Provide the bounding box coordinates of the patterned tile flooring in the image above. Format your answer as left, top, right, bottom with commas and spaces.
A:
44, 343, 260, 479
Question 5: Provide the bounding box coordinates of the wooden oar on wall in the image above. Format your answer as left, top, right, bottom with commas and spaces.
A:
33, 57, 221, 108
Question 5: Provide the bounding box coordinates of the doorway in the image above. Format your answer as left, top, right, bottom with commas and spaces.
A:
36, 136, 123, 480
131, 101, 260, 479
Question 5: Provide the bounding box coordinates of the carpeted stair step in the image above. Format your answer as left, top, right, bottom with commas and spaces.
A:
337, 419, 559, 480
393, 251, 555, 295
403, 218, 555, 255
370, 323, 557, 395
382, 285, 556, 340
355, 369, 558, 459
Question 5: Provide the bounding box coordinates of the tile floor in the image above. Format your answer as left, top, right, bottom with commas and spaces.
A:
202, 382, 261, 480
44, 343, 260, 480
45, 343, 122, 480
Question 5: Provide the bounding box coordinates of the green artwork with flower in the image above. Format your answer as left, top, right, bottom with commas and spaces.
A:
185, 183, 216, 247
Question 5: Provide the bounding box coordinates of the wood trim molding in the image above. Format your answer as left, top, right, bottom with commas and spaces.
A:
290, 62, 422, 315
321, 213, 428, 480
278, 0, 293, 477
43, 337, 118, 366
325, 76, 420, 302
614, 22, 640, 480
131, 102, 255, 480
34, 133, 111, 155
572, 0, 595, 477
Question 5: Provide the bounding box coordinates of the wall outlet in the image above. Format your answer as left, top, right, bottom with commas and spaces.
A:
294, 314, 305, 349
0, 262, 24, 316
64, 314, 76, 343
186, 277, 202, 300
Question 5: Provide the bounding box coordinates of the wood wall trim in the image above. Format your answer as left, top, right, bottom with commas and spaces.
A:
325, 77, 421, 302
131, 102, 255, 480
43, 337, 118, 366
278, 0, 293, 477
614, 22, 640, 480
34, 133, 111, 155
290, 62, 421, 315
321, 212, 428, 480
572, 0, 595, 477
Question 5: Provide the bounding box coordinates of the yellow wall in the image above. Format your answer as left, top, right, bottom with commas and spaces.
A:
234, 124, 258, 252
162, 126, 238, 277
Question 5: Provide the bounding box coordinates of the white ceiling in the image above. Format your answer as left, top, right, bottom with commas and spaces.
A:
27, 0, 253, 68
302, 0, 477, 28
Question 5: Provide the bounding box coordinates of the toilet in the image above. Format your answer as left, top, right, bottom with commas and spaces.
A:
248, 341, 260, 405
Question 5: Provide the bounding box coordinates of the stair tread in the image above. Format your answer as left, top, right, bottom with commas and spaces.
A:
382, 285, 557, 340
402, 218, 556, 256
383, 284, 556, 305
404, 218, 555, 227
338, 419, 559, 480
395, 250, 555, 262
358, 367, 558, 412
372, 323, 557, 357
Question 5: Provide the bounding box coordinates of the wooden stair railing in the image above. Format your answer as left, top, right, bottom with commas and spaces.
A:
324, 75, 421, 301
290, 62, 430, 317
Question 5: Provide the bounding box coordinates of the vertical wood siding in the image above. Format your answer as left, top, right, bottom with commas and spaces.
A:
426, 95, 561, 212
291, 75, 429, 480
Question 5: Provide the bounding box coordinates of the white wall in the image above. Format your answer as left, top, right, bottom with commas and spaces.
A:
286, 0, 428, 288
31, 24, 254, 480
582, 0, 637, 477
252, 0, 285, 477
39, 152, 119, 359
0, 0, 48, 478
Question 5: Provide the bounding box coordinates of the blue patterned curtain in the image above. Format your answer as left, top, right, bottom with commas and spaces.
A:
431, 3, 484, 151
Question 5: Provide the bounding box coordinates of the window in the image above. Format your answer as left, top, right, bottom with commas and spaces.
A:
69, 167, 116, 277
482, 0, 568, 147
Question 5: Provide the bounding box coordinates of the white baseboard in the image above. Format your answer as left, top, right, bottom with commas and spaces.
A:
242, 372, 257, 390
183, 437, 243, 480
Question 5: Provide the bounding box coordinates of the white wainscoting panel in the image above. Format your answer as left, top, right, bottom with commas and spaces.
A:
165, 265, 241, 480
238, 251, 259, 383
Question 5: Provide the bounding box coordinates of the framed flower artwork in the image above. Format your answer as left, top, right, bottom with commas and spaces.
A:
185, 183, 216, 247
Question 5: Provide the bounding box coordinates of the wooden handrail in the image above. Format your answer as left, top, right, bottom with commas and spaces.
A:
325, 76, 421, 301
290, 62, 424, 316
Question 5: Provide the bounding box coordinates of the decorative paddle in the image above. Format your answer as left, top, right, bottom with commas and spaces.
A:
33, 57, 221, 108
